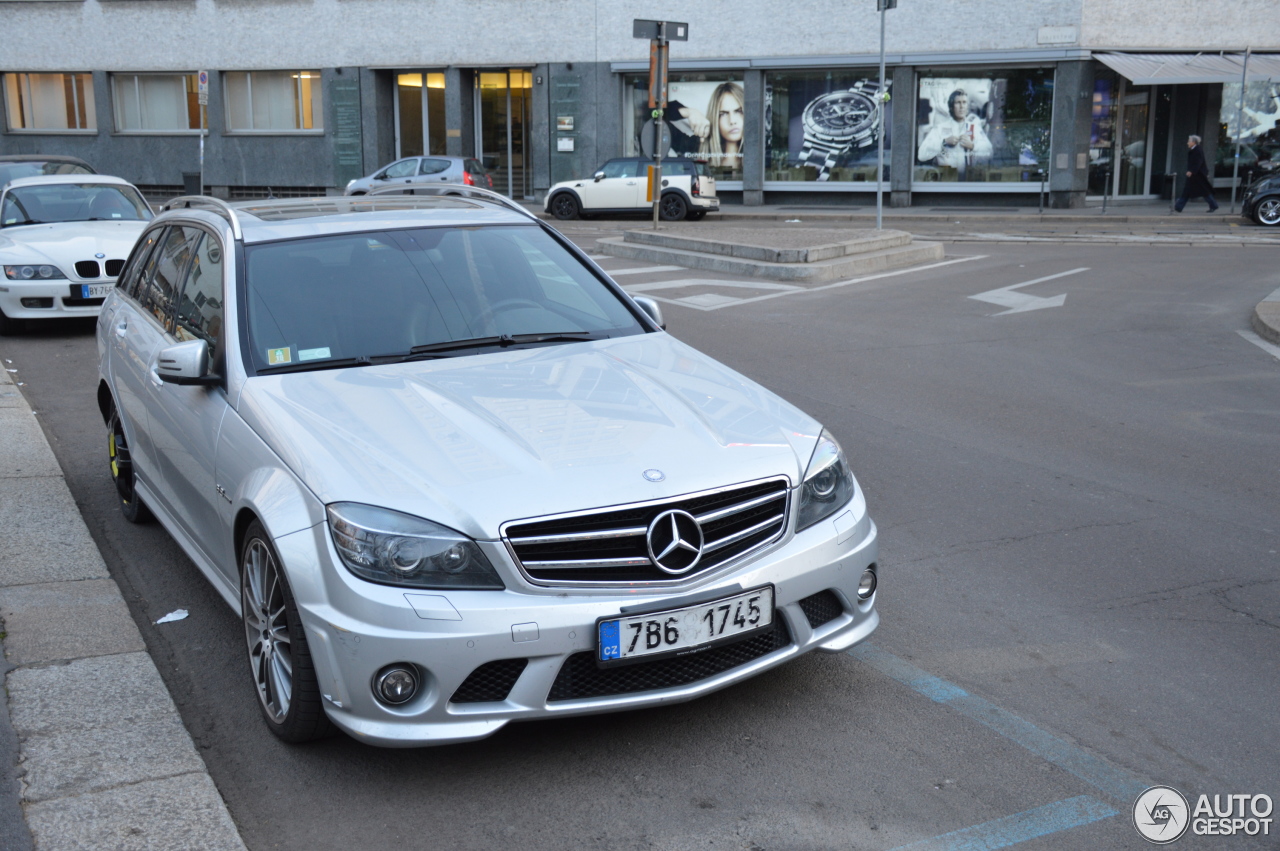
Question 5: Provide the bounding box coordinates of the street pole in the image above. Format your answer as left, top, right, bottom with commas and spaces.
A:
653, 23, 665, 230
1230, 47, 1250, 215
875, 0, 896, 230
199, 103, 205, 197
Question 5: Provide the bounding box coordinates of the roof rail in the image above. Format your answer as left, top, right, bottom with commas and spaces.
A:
367, 183, 538, 221
160, 195, 243, 240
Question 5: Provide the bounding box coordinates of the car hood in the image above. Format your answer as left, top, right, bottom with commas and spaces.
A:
235, 334, 822, 540
0, 221, 147, 277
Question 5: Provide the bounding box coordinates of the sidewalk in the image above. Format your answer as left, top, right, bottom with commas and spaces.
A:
0, 367, 245, 851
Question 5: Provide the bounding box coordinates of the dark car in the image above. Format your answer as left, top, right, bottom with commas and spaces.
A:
0, 154, 96, 189
1241, 172, 1280, 226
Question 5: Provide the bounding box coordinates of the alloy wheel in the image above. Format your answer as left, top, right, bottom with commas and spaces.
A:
1257, 197, 1280, 226
242, 539, 294, 724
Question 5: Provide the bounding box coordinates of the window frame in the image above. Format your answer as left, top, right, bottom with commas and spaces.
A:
110, 72, 202, 135
2, 72, 97, 133
223, 70, 324, 134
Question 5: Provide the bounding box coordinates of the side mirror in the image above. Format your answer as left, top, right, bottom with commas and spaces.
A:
633, 296, 666, 331
593, 172, 606, 182
155, 339, 219, 386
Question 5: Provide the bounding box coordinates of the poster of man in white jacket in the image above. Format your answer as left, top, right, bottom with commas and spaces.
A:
917, 84, 993, 178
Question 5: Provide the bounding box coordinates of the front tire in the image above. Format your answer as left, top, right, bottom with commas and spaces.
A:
107, 407, 153, 523
550, 193, 580, 220
0, 308, 24, 336
241, 521, 334, 743
1255, 196, 1280, 226
659, 193, 688, 222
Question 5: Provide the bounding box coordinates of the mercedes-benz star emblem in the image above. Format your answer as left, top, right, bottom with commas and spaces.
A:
646, 509, 703, 575
643, 469, 665, 482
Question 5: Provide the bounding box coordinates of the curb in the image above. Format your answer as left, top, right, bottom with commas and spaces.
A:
0, 368, 246, 851
1253, 287, 1280, 345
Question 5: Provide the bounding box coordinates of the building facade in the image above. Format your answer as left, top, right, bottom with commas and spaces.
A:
2, 0, 1278, 208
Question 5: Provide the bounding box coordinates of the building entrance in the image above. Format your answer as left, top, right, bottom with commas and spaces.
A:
475, 70, 532, 199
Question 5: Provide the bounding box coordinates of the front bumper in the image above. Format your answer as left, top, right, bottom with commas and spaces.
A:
275, 502, 878, 747
0, 279, 110, 320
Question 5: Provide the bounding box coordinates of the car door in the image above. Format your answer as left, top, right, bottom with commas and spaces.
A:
372, 158, 421, 190
582, 160, 641, 210
114, 225, 198, 513
106, 227, 170, 486
145, 227, 233, 576
415, 157, 454, 185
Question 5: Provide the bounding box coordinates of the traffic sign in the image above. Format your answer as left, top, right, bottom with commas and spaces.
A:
633, 19, 688, 41
197, 70, 209, 105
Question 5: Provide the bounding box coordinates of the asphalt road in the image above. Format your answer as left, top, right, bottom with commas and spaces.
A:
2, 239, 1277, 850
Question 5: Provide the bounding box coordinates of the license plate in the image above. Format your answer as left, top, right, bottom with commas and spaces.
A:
78, 284, 114, 298
597, 586, 774, 667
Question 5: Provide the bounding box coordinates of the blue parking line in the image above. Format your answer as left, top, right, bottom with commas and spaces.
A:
849, 644, 1149, 804
886, 795, 1118, 851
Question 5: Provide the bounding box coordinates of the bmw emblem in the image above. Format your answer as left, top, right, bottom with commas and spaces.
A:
94, 253, 105, 259
642, 469, 665, 482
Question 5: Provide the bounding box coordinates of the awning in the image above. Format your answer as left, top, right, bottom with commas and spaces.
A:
1096, 52, 1280, 85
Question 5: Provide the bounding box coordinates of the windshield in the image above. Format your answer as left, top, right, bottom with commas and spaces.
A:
244, 225, 646, 373
0, 161, 93, 188
0, 183, 152, 227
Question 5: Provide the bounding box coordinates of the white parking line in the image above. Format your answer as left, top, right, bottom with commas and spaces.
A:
1238, 329, 1280, 362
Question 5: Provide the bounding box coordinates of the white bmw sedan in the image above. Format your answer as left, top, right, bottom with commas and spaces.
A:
95, 190, 878, 747
0, 175, 151, 334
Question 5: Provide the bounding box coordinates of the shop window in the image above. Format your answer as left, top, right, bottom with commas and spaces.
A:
1217, 80, 1280, 181
765, 70, 890, 185
914, 70, 1053, 184
112, 74, 200, 132
225, 71, 322, 132
623, 73, 745, 181
3, 72, 96, 131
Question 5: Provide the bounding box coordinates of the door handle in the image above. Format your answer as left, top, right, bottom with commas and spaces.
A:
114, 317, 128, 338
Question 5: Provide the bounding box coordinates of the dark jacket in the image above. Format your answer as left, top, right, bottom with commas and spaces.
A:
1186, 144, 1213, 196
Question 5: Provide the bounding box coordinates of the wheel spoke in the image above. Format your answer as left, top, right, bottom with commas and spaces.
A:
241, 535, 294, 725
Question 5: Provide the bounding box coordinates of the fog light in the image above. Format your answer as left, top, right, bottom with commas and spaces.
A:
373, 665, 419, 705
857, 568, 877, 600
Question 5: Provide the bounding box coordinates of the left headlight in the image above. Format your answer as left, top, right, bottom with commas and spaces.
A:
796, 430, 856, 532
327, 503, 504, 590
4, 264, 67, 281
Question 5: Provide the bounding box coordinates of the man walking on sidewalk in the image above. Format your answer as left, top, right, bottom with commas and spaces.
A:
1175, 135, 1219, 213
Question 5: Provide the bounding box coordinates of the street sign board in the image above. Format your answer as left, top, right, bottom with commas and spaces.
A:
197, 70, 209, 105
632, 19, 688, 41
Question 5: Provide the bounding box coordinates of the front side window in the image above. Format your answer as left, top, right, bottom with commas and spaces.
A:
139, 226, 201, 331
225, 71, 322, 131
600, 160, 640, 179
112, 73, 199, 131
3, 73, 96, 131
0, 183, 151, 228
175, 232, 225, 362
914, 70, 1054, 184
244, 225, 644, 373
119, 229, 164, 300
624, 74, 744, 181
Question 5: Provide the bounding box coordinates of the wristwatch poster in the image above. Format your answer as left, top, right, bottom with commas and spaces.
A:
798, 81, 884, 181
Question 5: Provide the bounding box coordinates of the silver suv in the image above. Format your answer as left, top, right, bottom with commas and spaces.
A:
95, 187, 878, 747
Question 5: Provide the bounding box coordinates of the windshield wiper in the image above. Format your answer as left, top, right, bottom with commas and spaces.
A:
406, 331, 602, 358
1, 218, 43, 227
259, 355, 380, 374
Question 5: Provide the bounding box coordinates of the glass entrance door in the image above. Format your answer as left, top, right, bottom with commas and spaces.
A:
395, 72, 446, 159
1117, 84, 1152, 195
476, 70, 532, 199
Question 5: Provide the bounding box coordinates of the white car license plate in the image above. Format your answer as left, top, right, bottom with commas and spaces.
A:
597, 586, 774, 667
79, 284, 114, 298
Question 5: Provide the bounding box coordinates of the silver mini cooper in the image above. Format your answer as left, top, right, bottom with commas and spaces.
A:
95, 187, 879, 747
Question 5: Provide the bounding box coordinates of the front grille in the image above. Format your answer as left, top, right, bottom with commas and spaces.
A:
798, 590, 844, 628
548, 618, 791, 702
450, 658, 529, 703
104, 259, 124, 277
504, 478, 789, 586
74, 260, 100, 278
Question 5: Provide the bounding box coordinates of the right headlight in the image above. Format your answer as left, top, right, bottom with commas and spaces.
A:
796, 430, 856, 532
327, 503, 504, 590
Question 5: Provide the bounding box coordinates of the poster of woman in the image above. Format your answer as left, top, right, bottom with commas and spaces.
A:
625, 76, 745, 179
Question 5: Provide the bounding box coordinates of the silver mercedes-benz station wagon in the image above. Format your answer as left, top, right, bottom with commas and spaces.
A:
95, 188, 878, 747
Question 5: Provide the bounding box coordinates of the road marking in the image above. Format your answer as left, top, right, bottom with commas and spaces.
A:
969, 267, 1087, 315
887, 795, 1118, 851
600, 265, 686, 276
1238, 329, 1280, 362
850, 644, 1149, 803
634, 255, 987, 311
